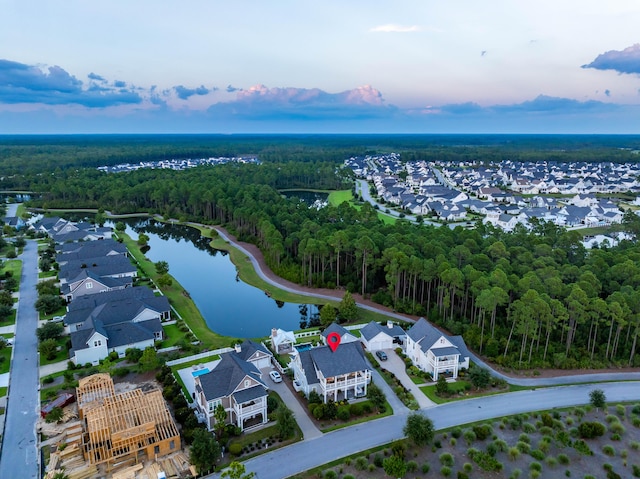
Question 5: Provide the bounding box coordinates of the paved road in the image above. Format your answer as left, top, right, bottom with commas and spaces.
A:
0, 240, 40, 479
207, 381, 640, 479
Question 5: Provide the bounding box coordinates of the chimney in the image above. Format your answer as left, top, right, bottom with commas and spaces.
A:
387, 321, 393, 329
235, 343, 241, 353
271, 328, 278, 338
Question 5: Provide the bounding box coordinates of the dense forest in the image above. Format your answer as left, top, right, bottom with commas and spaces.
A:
5, 134, 640, 370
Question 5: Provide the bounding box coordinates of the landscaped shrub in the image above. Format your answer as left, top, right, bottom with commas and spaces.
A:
556, 430, 571, 446
509, 468, 522, 479
508, 447, 520, 461
530, 449, 545, 461
337, 406, 350, 421
603, 445, 616, 456
463, 429, 477, 445
518, 433, 531, 444
573, 439, 593, 456
463, 462, 473, 472
354, 456, 368, 471
373, 454, 383, 468
545, 456, 558, 467
492, 439, 508, 453
578, 421, 606, 439
457, 472, 469, 479
349, 403, 362, 416
609, 422, 625, 435
228, 443, 243, 456
515, 441, 530, 454
323, 470, 337, 479
615, 404, 625, 417
529, 461, 542, 472
467, 449, 503, 472
522, 422, 536, 433
451, 427, 462, 438
632, 464, 640, 478
557, 453, 570, 465
472, 424, 492, 440
421, 462, 430, 473
406, 461, 417, 472
439, 452, 454, 466
606, 414, 619, 424
541, 413, 553, 428
440, 466, 452, 477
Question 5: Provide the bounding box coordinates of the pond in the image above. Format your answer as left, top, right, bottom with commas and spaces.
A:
281, 190, 328, 208
120, 220, 319, 339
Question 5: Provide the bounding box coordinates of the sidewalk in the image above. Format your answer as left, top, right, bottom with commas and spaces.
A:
39, 360, 68, 378
0, 325, 15, 335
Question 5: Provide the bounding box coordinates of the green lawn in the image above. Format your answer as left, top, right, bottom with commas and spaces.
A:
39, 336, 70, 366
38, 270, 57, 279
40, 305, 67, 321
0, 347, 11, 374
0, 309, 16, 326
160, 323, 185, 348
0, 386, 7, 397
327, 190, 353, 206
2, 259, 22, 284
421, 380, 519, 404
320, 399, 393, 432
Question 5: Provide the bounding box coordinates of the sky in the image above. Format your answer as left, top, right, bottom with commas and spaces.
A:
2, 0, 640, 134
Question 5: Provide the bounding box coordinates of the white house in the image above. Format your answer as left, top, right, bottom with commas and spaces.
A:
359, 321, 405, 351
194, 351, 269, 431
320, 323, 359, 346
405, 318, 470, 381
233, 340, 273, 369
270, 328, 297, 354
290, 342, 371, 403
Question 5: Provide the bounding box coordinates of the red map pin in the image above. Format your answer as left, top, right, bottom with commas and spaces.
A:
327, 332, 341, 352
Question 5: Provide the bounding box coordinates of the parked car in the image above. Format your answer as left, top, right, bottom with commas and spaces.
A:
52, 315, 65, 323
269, 370, 282, 383
375, 350, 388, 361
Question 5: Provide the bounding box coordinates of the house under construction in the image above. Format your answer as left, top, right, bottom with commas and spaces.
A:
76, 373, 181, 470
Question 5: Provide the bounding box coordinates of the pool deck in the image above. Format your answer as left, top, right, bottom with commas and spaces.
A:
177, 359, 221, 401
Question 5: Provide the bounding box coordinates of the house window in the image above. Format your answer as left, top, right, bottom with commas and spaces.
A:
86, 282, 93, 289
93, 340, 102, 347
170, 440, 175, 450
154, 445, 160, 454
244, 379, 251, 387
208, 399, 221, 412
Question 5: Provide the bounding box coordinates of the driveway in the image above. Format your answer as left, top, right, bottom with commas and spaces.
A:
262, 368, 322, 440
0, 240, 40, 479
372, 348, 436, 409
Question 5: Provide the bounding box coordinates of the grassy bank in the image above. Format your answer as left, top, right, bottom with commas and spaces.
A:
116, 231, 229, 349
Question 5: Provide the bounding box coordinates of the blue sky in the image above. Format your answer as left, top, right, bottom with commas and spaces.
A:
2, 0, 640, 134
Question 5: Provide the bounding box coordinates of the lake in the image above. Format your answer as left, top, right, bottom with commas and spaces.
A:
120, 220, 319, 338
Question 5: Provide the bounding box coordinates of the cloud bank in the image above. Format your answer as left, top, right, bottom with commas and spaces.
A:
0, 59, 142, 107
1, 58, 639, 133
582, 44, 640, 75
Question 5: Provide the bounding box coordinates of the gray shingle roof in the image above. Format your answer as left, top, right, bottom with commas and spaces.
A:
233, 385, 268, 404
65, 291, 169, 327
199, 352, 266, 401
308, 342, 368, 378
321, 323, 350, 338
406, 318, 443, 351
432, 347, 459, 357
360, 321, 405, 341
236, 340, 272, 362
105, 319, 159, 348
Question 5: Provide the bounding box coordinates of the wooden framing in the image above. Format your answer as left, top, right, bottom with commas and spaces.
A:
77, 374, 181, 469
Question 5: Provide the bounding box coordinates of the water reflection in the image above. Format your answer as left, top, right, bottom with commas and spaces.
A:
118, 219, 319, 338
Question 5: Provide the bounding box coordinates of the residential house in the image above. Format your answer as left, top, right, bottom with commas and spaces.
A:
64, 286, 170, 333
320, 323, 359, 346
61, 270, 132, 302
290, 342, 371, 403
233, 340, 274, 369
194, 351, 269, 431
56, 238, 127, 265
70, 313, 162, 366
58, 255, 137, 285
405, 318, 470, 381
359, 321, 406, 351
270, 328, 297, 354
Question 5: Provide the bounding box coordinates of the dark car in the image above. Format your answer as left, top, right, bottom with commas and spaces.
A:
375, 350, 388, 361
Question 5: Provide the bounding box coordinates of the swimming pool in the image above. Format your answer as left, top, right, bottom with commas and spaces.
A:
295, 343, 312, 352
191, 368, 210, 377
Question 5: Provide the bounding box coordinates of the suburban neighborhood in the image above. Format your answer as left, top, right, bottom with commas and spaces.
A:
345, 154, 640, 233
